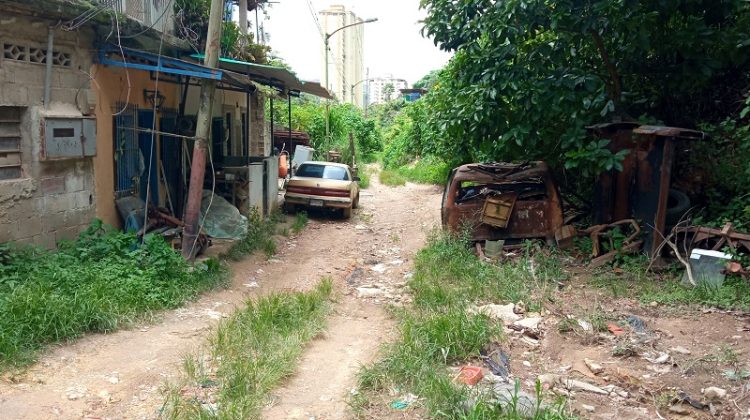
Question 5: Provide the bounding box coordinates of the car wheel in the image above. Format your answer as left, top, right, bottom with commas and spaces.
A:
283, 202, 296, 214
666, 188, 691, 224
342, 207, 352, 219
353, 193, 360, 209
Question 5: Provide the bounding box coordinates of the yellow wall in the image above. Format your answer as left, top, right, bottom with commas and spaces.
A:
92, 65, 179, 227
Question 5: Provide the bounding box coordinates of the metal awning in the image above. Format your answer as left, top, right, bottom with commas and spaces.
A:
98, 46, 257, 90
190, 54, 333, 99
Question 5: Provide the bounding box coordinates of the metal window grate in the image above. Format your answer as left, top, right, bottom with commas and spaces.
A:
0, 107, 24, 181
113, 104, 141, 197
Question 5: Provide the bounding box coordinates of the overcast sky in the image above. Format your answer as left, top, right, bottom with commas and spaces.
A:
259, 0, 452, 85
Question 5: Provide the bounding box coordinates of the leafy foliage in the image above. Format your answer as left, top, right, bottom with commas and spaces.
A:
272, 96, 382, 164
0, 220, 226, 367
418, 0, 750, 176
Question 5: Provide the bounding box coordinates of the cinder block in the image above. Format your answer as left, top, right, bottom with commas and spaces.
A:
13, 67, 46, 87
55, 227, 78, 243
45, 193, 74, 213
74, 190, 93, 209
15, 216, 43, 238
2, 84, 29, 106
64, 172, 84, 192
41, 176, 66, 194
0, 223, 13, 242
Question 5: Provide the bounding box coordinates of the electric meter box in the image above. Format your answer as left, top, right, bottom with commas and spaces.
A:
43, 117, 96, 159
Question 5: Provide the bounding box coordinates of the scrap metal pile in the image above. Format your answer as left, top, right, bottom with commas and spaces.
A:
441, 124, 750, 283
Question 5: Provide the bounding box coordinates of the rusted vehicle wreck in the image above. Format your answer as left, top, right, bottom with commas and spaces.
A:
441, 162, 564, 247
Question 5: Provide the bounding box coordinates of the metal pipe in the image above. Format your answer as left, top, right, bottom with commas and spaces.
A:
43, 27, 54, 108
269, 94, 274, 157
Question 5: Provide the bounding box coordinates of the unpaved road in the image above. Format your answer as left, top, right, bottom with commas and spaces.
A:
0, 176, 442, 420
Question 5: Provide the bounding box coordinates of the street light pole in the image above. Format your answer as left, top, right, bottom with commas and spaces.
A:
324, 17, 377, 150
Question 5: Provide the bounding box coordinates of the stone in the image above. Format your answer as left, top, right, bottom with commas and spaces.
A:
356, 287, 384, 298
66, 386, 87, 400
522, 361, 532, 367
471, 304, 520, 324
669, 404, 691, 415
370, 263, 387, 273
514, 317, 543, 330
670, 346, 691, 355
704, 386, 727, 401
514, 301, 527, 314
584, 358, 604, 375
582, 404, 595, 412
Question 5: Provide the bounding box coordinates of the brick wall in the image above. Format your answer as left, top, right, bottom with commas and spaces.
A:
0, 15, 97, 247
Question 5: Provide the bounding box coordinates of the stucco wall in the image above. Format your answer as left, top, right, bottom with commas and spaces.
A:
92, 65, 179, 228
0, 14, 97, 247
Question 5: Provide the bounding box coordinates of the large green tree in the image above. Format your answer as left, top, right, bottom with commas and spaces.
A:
419, 0, 750, 175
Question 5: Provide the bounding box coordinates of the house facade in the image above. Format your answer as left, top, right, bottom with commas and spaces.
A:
0, 0, 331, 248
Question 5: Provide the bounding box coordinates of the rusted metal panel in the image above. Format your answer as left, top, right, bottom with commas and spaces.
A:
442, 161, 563, 244
587, 124, 705, 257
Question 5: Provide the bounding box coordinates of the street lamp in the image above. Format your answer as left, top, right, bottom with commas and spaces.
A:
350, 78, 372, 114
324, 17, 377, 149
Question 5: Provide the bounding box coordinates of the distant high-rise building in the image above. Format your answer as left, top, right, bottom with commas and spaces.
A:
320, 5, 365, 107
368, 76, 408, 105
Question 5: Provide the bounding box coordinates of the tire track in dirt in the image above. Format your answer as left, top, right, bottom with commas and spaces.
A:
0, 175, 441, 420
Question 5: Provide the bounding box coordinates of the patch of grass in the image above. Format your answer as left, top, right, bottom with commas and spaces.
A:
394, 157, 451, 185
291, 211, 308, 234
591, 263, 750, 310
0, 220, 227, 368
163, 279, 334, 419
353, 232, 573, 418
379, 169, 406, 186
223, 209, 278, 261
357, 167, 371, 189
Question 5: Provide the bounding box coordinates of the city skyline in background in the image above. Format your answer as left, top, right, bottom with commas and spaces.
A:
261, 0, 453, 103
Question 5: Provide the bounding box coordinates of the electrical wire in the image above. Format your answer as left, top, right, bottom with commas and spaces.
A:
112, 13, 132, 116
141, 14, 167, 244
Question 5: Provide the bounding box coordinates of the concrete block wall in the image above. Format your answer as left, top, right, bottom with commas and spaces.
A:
0, 14, 97, 247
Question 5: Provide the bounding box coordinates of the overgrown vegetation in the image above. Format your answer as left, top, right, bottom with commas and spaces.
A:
354, 233, 572, 418
223, 210, 280, 261
0, 220, 226, 368
164, 279, 333, 418
590, 261, 750, 310
378, 169, 406, 187
291, 212, 308, 234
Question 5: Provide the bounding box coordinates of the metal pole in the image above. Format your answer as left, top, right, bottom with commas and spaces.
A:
43, 27, 54, 108
287, 93, 292, 155
181, 0, 223, 260
239, 0, 248, 35
324, 35, 330, 151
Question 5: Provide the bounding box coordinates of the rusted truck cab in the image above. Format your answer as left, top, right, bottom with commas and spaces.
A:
441, 162, 564, 244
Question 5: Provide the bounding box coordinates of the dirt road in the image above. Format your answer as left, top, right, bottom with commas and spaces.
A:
0, 176, 442, 420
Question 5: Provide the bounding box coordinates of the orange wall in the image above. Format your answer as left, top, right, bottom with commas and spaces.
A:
92, 65, 179, 227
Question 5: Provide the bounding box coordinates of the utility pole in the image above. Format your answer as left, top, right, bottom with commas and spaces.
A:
239, 0, 248, 35
181, 0, 223, 260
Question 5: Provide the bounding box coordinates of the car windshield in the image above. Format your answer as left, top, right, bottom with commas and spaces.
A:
296, 164, 349, 180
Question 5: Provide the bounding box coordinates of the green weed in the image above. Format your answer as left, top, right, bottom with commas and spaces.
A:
379, 169, 407, 186
353, 232, 573, 419
223, 209, 278, 261
357, 168, 371, 189
163, 279, 333, 419
395, 157, 451, 185
291, 212, 308, 234
0, 220, 227, 368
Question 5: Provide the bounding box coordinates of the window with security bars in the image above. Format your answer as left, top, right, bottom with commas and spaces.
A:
113, 104, 141, 197
0, 107, 24, 180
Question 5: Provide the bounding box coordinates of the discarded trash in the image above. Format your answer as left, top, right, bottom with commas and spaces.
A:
538, 374, 627, 397
456, 366, 484, 386
703, 386, 727, 401
470, 303, 520, 324
643, 352, 670, 364
682, 248, 733, 287
671, 346, 691, 355
625, 315, 647, 333
481, 349, 510, 378
676, 390, 707, 409
607, 323, 625, 336
243, 282, 259, 288
584, 359, 604, 375
513, 317, 543, 330
200, 190, 248, 240
577, 319, 592, 332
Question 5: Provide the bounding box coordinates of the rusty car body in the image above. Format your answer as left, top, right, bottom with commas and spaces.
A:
284, 161, 360, 218
441, 162, 564, 244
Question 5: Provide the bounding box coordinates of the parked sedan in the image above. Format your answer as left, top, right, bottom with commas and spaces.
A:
284, 161, 360, 218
